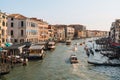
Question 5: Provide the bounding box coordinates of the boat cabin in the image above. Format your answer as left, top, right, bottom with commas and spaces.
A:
48, 42, 56, 50
66, 40, 71, 45
28, 45, 45, 59
70, 54, 78, 64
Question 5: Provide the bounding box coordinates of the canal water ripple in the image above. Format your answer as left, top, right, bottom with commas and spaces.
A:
1, 39, 119, 80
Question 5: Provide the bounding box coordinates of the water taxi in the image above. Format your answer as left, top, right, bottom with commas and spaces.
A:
70, 54, 79, 64
66, 39, 71, 45
48, 41, 56, 50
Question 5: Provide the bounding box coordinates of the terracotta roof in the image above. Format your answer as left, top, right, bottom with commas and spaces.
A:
30, 17, 48, 24
8, 14, 27, 19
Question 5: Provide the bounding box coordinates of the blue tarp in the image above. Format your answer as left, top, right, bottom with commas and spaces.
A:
0, 47, 3, 51
5, 43, 11, 47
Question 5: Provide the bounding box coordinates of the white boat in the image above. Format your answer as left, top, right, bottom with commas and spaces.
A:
87, 48, 120, 66
70, 54, 79, 64
66, 39, 71, 45
72, 45, 77, 52
48, 41, 56, 50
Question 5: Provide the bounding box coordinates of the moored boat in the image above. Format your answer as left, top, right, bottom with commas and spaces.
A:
27, 45, 45, 60
0, 64, 10, 75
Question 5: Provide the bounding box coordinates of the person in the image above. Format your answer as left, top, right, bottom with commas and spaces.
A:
90, 48, 94, 55
23, 57, 27, 66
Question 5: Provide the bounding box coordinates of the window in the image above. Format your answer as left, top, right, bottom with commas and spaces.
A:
20, 39, 24, 43
21, 21, 24, 27
2, 38, 5, 43
2, 16, 5, 19
2, 29, 4, 36
31, 22, 35, 27
2, 21, 5, 26
21, 30, 24, 36
14, 39, 18, 42
11, 18, 14, 20
11, 30, 13, 36
11, 22, 13, 27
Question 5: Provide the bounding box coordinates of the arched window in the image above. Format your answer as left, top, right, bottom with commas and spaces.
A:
2, 21, 5, 26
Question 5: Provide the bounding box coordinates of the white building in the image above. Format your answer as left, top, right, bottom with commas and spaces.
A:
7, 14, 39, 44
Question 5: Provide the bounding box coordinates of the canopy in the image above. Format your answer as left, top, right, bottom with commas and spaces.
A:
5, 43, 12, 47
29, 45, 44, 50
111, 42, 120, 48
0, 47, 3, 51
48, 42, 55, 44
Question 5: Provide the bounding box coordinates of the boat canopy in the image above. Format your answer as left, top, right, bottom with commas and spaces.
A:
48, 42, 55, 44
111, 42, 120, 48
5, 44, 25, 49
29, 45, 44, 50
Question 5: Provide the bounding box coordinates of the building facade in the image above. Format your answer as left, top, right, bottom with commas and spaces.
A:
8, 14, 39, 44
48, 25, 55, 41
0, 11, 7, 47
110, 19, 120, 44
65, 26, 75, 39
68, 24, 86, 38
54, 25, 66, 41
86, 30, 108, 38
30, 18, 49, 42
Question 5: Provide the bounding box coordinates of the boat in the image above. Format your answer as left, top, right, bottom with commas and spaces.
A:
27, 45, 45, 60
88, 60, 120, 66
70, 54, 79, 64
66, 39, 71, 45
7, 55, 23, 63
87, 49, 120, 66
0, 64, 10, 75
48, 41, 56, 50
80, 43, 82, 45
72, 45, 77, 52
1, 70, 10, 75
83, 42, 85, 44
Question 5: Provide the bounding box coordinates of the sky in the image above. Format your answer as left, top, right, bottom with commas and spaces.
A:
1, 0, 120, 31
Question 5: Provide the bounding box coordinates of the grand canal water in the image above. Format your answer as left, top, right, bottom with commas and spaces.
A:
1, 39, 120, 80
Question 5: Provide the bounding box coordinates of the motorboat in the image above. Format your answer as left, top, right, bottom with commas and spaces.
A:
7, 55, 23, 63
48, 41, 56, 50
70, 54, 79, 64
72, 45, 77, 52
66, 39, 71, 45
80, 43, 82, 45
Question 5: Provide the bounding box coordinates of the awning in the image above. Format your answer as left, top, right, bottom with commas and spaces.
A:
5, 44, 25, 49
48, 42, 55, 44
5, 43, 12, 47
0, 47, 3, 51
29, 45, 44, 50
111, 42, 120, 48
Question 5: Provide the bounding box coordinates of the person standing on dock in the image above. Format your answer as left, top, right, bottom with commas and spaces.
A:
22, 52, 27, 66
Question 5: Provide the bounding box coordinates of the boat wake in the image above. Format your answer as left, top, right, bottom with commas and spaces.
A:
72, 63, 90, 80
